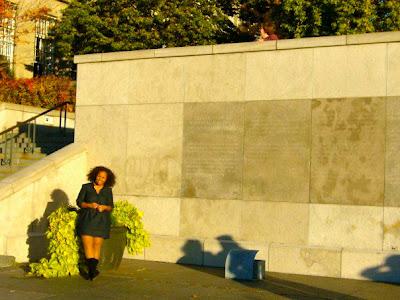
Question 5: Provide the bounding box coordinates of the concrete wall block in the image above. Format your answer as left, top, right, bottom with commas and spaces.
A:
74, 106, 128, 194
388, 43, 400, 97
179, 198, 241, 240
269, 244, 341, 277
6, 235, 29, 263
383, 207, 400, 251
76, 63, 105, 106
341, 249, 400, 283
123, 195, 181, 237
145, 235, 204, 265
309, 204, 383, 250
183, 53, 246, 103
246, 49, 313, 101
240, 201, 309, 245
126, 104, 183, 197
129, 58, 185, 104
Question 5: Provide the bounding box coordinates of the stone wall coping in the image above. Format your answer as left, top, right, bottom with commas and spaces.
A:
74, 31, 400, 64
0, 102, 75, 120
0, 142, 87, 200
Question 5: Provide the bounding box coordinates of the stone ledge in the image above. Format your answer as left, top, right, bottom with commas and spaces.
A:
0, 143, 87, 197
277, 35, 346, 50
155, 45, 212, 57
74, 53, 102, 64
74, 31, 400, 64
347, 31, 400, 45
213, 41, 276, 54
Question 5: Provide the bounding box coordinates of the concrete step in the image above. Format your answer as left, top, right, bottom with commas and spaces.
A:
0, 255, 15, 268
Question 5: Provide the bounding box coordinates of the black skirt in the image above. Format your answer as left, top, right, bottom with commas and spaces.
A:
75, 183, 114, 239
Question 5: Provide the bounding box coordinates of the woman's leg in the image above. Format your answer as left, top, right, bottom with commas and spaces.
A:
81, 235, 95, 258
93, 237, 104, 260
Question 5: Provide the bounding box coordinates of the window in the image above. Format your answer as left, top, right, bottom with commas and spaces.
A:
0, 2, 16, 69
34, 17, 55, 76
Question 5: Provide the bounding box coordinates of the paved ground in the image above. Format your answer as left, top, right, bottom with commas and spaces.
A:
0, 259, 399, 299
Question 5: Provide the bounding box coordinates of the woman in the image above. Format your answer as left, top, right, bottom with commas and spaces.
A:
76, 166, 116, 280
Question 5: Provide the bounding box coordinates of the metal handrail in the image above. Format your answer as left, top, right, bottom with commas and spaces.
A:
0, 101, 73, 166
0, 101, 73, 136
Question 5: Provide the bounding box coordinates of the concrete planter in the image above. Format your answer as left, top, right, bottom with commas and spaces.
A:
98, 226, 127, 271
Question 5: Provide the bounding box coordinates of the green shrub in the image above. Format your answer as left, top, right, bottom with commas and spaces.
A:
29, 201, 150, 278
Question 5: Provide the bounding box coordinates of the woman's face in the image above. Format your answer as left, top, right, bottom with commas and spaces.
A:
95, 171, 108, 186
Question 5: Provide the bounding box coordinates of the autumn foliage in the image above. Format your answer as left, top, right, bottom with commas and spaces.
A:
0, 72, 76, 109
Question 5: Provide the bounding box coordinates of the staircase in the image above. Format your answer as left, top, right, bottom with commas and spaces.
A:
0, 102, 74, 181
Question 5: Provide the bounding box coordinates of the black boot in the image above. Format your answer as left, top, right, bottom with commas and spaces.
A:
88, 258, 100, 281
91, 258, 100, 280
87, 258, 95, 280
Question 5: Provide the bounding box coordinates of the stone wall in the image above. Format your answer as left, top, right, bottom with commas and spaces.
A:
74, 31, 400, 282
0, 143, 87, 261
0, 102, 75, 131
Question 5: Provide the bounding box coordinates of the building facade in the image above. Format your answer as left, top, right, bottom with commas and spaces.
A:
0, 0, 68, 78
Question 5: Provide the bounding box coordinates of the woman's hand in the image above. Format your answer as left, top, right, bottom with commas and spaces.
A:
97, 205, 105, 212
91, 202, 99, 210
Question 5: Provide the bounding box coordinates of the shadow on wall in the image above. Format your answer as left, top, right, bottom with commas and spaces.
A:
361, 255, 400, 284
26, 189, 69, 262
177, 235, 362, 299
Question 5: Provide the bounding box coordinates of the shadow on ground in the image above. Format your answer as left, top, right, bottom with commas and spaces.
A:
177, 235, 362, 299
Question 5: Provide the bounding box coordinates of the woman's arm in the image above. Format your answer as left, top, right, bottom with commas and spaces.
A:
97, 189, 113, 212
77, 184, 98, 209
81, 202, 99, 209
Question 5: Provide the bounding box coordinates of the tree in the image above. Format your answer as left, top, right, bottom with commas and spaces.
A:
220, 0, 400, 39
51, 0, 238, 77
273, 0, 400, 38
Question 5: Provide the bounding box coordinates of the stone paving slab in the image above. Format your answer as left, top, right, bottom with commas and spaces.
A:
0, 259, 399, 299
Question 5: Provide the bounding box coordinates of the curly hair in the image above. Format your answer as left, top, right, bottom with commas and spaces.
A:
87, 166, 116, 187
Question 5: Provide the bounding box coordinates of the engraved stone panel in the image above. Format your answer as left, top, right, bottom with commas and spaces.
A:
243, 100, 311, 202
385, 97, 400, 206
311, 98, 385, 205
181, 102, 244, 199
126, 104, 183, 197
